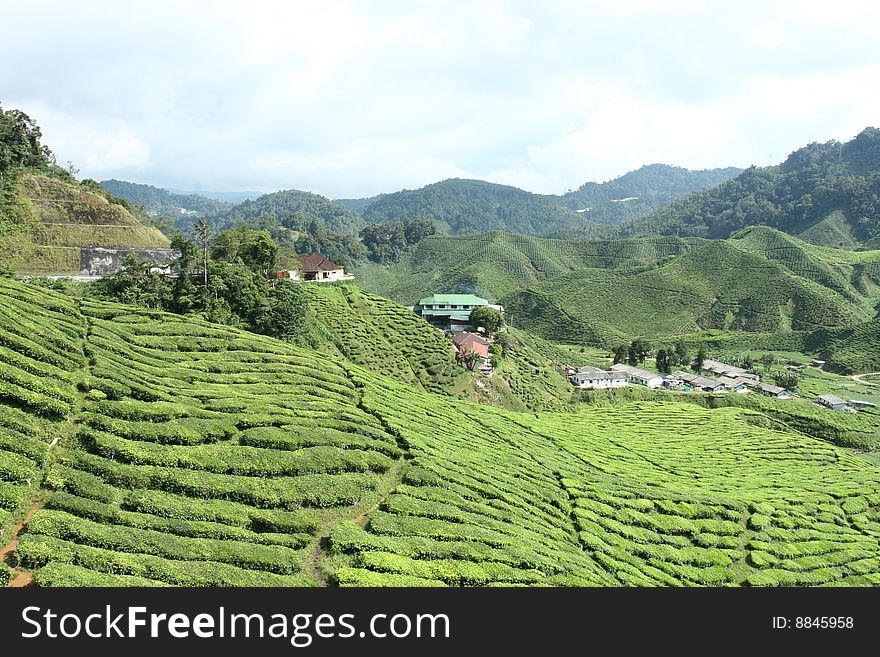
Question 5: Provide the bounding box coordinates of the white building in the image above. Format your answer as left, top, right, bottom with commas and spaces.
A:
571, 366, 629, 389
610, 363, 665, 388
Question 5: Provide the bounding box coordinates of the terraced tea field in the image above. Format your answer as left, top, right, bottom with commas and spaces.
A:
2, 277, 880, 586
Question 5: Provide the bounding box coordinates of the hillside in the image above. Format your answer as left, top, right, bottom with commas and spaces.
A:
506, 239, 876, 344
303, 283, 579, 411
358, 178, 591, 236
550, 164, 742, 226
0, 173, 170, 275
215, 189, 365, 235
3, 277, 880, 587
356, 229, 879, 347
609, 127, 880, 247
99, 180, 231, 218
806, 317, 880, 374
354, 231, 703, 304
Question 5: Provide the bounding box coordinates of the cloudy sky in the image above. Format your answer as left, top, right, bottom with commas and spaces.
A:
2, 0, 878, 198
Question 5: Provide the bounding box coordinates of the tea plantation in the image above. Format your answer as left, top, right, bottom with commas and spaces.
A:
2, 277, 880, 586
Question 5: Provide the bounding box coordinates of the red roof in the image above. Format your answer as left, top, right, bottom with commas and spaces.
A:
297, 253, 342, 272
452, 332, 490, 347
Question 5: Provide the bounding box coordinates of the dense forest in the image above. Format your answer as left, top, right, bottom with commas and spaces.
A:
358, 178, 590, 235
100, 180, 232, 218
608, 128, 880, 248
550, 164, 742, 225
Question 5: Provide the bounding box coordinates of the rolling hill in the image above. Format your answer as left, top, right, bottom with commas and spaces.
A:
354, 231, 704, 304
550, 164, 742, 226
99, 180, 232, 218
3, 276, 880, 587
355, 228, 880, 354
608, 127, 880, 247
357, 178, 591, 236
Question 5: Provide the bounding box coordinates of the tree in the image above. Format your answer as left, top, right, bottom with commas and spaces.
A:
191, 217, 213, 289
674, 341, 688, 366
656, 348, 673, 374
459, 350, 482, 371
760, 353, 776, 367
627, 339, 651, 366
257, 279, 309, 339
612, 344, 627, 364
773, 371, 800, 391
693, 346, 707, 372
469, 306, 504, 337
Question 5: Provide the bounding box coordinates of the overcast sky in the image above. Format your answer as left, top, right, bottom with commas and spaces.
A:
2, 0, 878, 198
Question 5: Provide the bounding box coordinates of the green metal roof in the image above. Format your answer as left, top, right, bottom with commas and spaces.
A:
448, 312, 473, 321
418, 293, 488, 306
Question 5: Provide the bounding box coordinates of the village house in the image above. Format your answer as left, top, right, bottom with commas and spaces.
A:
716, 376, 752, 393
701, 359, 759, 382
452, 332, 491, 360
610, 363, 665, 388
417, 293, 504, 333
760, 383, 791, 399
850, 399, 877, 410
571, 366, 629, 389
673, 371, 726, 393
817, 393, 849, 411
276, 253, 354, 283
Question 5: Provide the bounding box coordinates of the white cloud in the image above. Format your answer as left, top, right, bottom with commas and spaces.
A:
1, 0, 878, 197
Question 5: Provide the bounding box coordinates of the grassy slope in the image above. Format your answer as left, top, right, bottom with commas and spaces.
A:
3, 277, 880, 587
356, 229, 878, 351
302, 282, 577, 411
507, 239, 871, 344
0, 173, 169, 275
354, 232, 704, 305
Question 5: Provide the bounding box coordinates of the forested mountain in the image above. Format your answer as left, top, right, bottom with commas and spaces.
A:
550, 164, 742, 225
608, 128, 880, 247
358, 178, 590, 236
214, 189, 366, 235
99, 180, 232, 218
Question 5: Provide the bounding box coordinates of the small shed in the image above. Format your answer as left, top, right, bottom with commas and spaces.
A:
817, 394, 848, 411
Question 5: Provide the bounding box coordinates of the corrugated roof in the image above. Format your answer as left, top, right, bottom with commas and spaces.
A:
818, 393, 847, 405
452, 332, 490, 346
419, 293, 489, 306
298, 253, 342, 272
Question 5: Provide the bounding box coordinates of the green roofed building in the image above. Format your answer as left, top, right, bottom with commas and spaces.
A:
416, 293, 503, 332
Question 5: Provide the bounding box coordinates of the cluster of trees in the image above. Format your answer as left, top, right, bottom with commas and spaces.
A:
612, 339, 687, 369
96, 223, 309, 340
360, 218, 436, 263
0, 103, 56, 179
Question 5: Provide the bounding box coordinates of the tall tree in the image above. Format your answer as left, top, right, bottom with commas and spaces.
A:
693, 346, 707, 372
192, 217, 212, 288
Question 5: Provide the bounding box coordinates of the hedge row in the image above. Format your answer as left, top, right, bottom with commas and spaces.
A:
121, 489, 320, 533
82, 430, 394, 476
44, 492, 311, 548
33, 562, 169, 587
18, 535, 313, 587
27, 509, 304, 575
